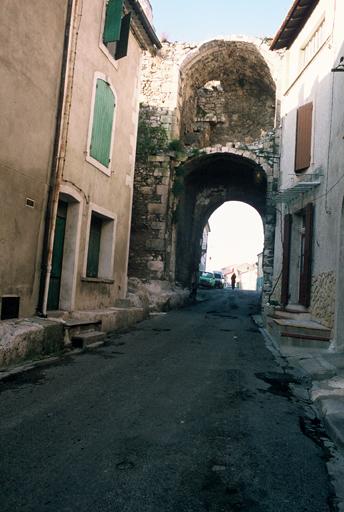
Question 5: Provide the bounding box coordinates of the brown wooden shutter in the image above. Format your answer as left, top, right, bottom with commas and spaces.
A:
281, 214, 292, 307
299, 203, 314, 307
295, 102, 313, 173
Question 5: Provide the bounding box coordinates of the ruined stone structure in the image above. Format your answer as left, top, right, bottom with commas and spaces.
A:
129, 37, 281, 300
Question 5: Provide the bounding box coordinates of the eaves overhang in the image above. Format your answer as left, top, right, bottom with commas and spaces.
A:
126, 0, 161, 53
270, 0, 319, 51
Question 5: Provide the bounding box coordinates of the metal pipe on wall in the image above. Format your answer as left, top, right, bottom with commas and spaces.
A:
37, 0, 82, 316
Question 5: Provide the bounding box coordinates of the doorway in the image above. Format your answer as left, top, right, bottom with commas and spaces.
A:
282, 203, 314, 308
47, 200, 68, 310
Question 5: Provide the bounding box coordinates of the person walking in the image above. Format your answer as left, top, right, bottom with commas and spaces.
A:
231, 272, 237, 290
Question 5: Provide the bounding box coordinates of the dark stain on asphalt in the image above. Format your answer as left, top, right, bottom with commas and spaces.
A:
255, 372, 300, 400
116, 459, 135, 471
201, 468, 259, 511
0, 367, 46, 393
299, 416, 330, 450
0, 356, 77, 393
206, 311, 238, 319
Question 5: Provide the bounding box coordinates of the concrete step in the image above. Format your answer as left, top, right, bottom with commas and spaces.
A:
273, 310, 312, 321
269, 317, 331, 349
285, 304, 309, 313
274, 318, 332, 338
65, 319, 102, 329
71, 331, 106, 349
64, 319, 102, 344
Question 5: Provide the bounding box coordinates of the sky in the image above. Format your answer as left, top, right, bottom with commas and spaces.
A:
205, 202, 264, 271
150, 0, 292, 42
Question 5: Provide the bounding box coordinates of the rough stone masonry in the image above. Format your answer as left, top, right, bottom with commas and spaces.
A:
129, 37, 282, 302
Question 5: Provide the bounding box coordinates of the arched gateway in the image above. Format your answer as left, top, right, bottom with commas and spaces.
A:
129, 38, 280, 301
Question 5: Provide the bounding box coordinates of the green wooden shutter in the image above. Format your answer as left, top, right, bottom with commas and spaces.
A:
90, 79, 115, 167
103, 0, 124, 44
86, 215, 102, 278
115, 12, 131, 60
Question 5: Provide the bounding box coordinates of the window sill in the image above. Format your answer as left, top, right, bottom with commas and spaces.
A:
99, 43, 119, 70
81, 277, 114, 284
86, 154, 112, 176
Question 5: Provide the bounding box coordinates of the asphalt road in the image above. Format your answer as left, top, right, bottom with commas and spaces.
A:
0, 290, 336, 511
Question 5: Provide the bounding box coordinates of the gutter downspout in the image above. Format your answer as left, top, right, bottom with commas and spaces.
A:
37, 0, 81, 316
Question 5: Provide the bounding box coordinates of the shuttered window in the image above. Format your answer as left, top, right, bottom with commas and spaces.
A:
295, 102, 313, 173
103, 0, 124, 44
115, 12, 131, 60
86, 214, 102, 278
103, 0, 131, 60
90, 79, 115, 168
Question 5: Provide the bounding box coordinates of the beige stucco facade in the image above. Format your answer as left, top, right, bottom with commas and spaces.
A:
0, 0, 69, 318
59, 0, 143, 312
0, 0, 160, 319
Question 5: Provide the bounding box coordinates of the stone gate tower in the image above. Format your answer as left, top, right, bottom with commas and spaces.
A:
129, 37, 281, 300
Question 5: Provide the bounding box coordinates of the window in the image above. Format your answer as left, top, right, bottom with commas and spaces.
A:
85, 208, 116, 281
295, 102, 313, 173
302, 18, 326, 66
103, 0, 131, 60
86, 214, 102, 278
88, 77, 116, 174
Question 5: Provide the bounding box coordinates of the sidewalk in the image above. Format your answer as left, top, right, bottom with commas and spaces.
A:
0, 280, 190, 373
255, 314, 344, 509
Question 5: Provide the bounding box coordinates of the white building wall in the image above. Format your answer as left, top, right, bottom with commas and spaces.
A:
271, 0, 344, 335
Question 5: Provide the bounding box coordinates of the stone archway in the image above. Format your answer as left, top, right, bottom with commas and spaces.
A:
129, 38, 279, 301
178, 39, 276, 149
174, 152, 270, 287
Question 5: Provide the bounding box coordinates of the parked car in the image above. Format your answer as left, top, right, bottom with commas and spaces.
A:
213, 271, 225, 289
199, 271, 215, 288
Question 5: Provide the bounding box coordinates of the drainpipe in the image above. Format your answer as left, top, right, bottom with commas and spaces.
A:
37, 0, 80, 316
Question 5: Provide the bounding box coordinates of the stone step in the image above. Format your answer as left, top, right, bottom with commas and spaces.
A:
64, 319, 102, 329
269, 316, 331, 349
273, 310, 312, 321
274, 318, 331, 337
64, 319, 102, 344
71, 331, 106, 349
285, 304, 309, 313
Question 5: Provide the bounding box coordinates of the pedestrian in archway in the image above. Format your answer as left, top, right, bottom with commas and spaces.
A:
231, 272, 236, 290
189, 269, 198, 302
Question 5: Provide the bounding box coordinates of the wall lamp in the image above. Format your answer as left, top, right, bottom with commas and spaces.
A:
331, 56, 344, 72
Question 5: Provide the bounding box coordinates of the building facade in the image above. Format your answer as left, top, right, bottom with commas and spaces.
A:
270, 0, 344, 348
0, 0, 160, 320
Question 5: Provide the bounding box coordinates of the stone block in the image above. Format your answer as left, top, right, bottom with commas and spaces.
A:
148, 260, 165, 272
146, 239, 165, 250
148, 203, 165, 214
156, 184, 169, 196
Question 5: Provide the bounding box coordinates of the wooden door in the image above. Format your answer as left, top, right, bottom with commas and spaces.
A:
299, 203, 314, 307
281, 214, 292, 307
47, 201, 68, 310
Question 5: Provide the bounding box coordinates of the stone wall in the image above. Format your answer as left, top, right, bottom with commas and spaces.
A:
129, 154, 177, 281
311, 271, 336, 329
129, 37, 280, 296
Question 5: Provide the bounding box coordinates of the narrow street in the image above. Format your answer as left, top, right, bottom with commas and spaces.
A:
0, 290, 335, 511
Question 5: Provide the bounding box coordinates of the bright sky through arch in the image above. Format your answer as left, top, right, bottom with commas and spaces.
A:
206, 202, 264, 271
150, 0, 292, 42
